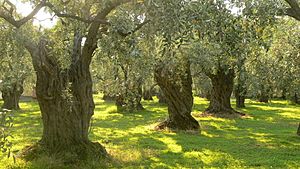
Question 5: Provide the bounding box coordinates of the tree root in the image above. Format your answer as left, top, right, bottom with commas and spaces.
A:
17, 141, 107, 164
202, 108, 246, 118
154, 119, 200, 133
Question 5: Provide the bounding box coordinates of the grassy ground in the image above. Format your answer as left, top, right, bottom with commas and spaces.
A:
0, 95, 299, 169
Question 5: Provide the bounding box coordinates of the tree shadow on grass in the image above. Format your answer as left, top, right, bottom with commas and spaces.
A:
90, 98, 300, 168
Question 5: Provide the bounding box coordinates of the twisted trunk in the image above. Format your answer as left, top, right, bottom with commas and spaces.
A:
154, 61, 200, 131
19, 29, 108, 161
1, 80, 24, 110
205, 69, 244, 117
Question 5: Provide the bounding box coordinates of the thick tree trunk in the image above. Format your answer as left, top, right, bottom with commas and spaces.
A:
22, 36, 106, 160
1, 81, 24, 110
205, 69, 244, 117
154, 61, 200, 131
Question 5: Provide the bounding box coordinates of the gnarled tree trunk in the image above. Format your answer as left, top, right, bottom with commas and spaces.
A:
205, 69, 244, 117
26, 37, 107, 160
154, 61, 200, 131
1, 80, 24, 110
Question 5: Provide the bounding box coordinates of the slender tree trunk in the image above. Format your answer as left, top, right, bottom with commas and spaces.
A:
235, 57, 247, 108
258, 85, 269, 103
291, 93, 300, 104
1, 80, 24, 110
297, 123, 300, 136
235, 91, 245, 108
235, 84, 246, 108
154, 61, 200, 131
281, 88, 287, 100
143, 85, 154, 101
205, 69, 244, 117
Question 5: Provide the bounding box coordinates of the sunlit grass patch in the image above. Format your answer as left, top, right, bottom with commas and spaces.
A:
1, 96, 300, 169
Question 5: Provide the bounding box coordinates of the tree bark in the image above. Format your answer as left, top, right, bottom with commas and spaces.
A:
257, 84, 269, 103
24, 37, 106, 160
154, 61, 200, 131
297, 123, 300, 136
1, 80, 24, 110
157, 89, 167, 104
235, 83, 246, 108
291, 93, 300, 104
235, 59, 247, 108
143, 86, 154, 101
235, 90, 246, 108
115, 80, 144, 112
205, 69, 245, 117
0, 0, 132, 161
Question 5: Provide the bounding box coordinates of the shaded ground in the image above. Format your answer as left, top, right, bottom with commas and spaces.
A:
0, 95, 299, 169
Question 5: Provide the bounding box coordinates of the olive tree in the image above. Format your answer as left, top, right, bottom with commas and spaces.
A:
0, 0, 146, 160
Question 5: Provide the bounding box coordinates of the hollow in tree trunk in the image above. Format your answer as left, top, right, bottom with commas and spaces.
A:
154, 61, 200, 131
205, 69, 245, 117
1, 81, 24, 110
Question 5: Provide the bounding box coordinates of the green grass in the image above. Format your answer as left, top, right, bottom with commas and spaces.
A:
1, 95, 300, 169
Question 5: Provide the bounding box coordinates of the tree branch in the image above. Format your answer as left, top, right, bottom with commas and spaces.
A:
285, 0, 300, 21
0, 0, 110, 28
0, 0, 46, 28
82, 0, 132, 65
44, 2, 108, 24
118, 20, 150, 37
